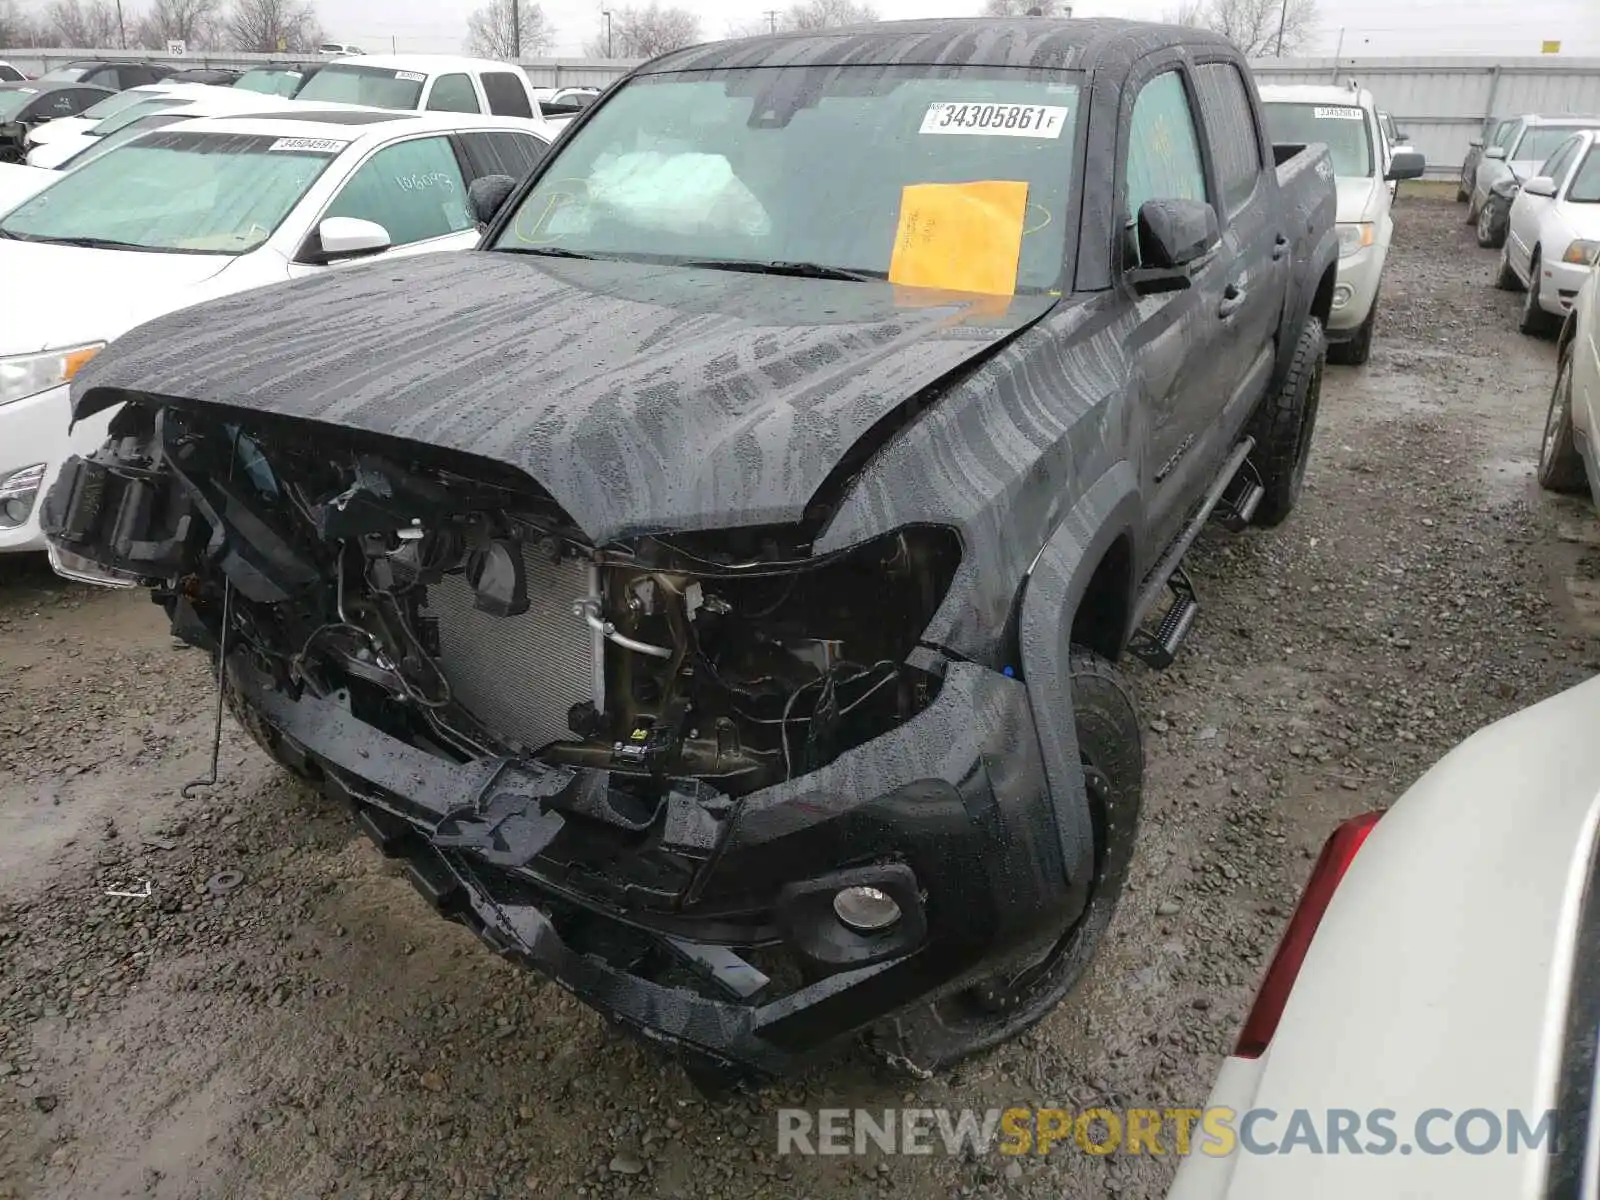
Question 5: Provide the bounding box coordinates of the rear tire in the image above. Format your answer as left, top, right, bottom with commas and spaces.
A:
868, 648, 1142, 1074
1539, 348, 1587, 495
1327, 295, 1377, 367
1520, 252, 1559, 337
1249, 315, 1325, 527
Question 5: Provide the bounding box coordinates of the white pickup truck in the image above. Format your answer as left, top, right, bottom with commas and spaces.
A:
1260, 83, 1424, 366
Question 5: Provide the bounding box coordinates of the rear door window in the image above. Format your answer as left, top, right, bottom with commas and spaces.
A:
458, 130, 548, 181
426, 73, 481, 114
482, 71, 533, 118
1193, 62, 1262, 217
324, 135, 474, 246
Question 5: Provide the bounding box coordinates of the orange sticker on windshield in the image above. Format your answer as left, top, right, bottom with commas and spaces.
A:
888, 181, 1028, 297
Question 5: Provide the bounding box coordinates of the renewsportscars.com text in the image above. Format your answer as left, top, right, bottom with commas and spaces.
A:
775, 1107, 1561, 1158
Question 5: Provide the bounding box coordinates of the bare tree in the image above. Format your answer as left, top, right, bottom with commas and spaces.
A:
136, 0, 222, 49
786, 0, 875, 29
46, 0, 124, 46
981, 0, 1068, 15
582, 4, 698, 58
1165, 0, 1317, 56
0, 0, 43, 46
228, 0, 322, 52
466, 0, 551, 59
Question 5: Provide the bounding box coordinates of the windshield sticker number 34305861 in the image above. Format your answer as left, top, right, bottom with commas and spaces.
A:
920, 101, 1069, 139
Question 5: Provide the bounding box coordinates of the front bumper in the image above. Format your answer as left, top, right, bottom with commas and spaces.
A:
229, 653, 1075, 1078
1327, 243, 1384, 337
0, 384, 75, 553
1539, 258, 1592, 318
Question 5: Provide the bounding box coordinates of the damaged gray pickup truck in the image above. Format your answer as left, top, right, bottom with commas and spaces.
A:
41, 19, 1338, 1086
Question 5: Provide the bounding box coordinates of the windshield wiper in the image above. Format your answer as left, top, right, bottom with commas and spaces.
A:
682, 258, 884, 282
16, 234, 156, 251
496, 245, 599, 260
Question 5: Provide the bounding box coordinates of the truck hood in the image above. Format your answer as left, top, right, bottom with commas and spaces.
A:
0, 240, 237, 353
1334, 175, 1382, 223
73, 251, 1056, 544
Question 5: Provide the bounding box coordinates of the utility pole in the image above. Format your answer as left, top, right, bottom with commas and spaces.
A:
764, 9, 780, 32
115, 0, 125, 48
512, 0, 521, 58
1274, 0, 1287, 55
602, 9, 613, 56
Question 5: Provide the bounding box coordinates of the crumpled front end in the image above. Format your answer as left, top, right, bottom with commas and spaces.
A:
41, 400, 1079, 1079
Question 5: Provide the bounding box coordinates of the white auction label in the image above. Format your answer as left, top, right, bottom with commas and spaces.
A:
919, 102, 1070, 138
1313, 106, 1364, 120
268, 137, 348, 153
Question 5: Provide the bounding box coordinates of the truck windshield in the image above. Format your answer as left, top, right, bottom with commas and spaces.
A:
492, 66, 1083, 294
295, 64, 425, 110
0, 130, 337, 255
1262, 102, 1373, 177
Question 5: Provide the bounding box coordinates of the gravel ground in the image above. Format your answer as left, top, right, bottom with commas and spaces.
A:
2, 191, 1597, 1200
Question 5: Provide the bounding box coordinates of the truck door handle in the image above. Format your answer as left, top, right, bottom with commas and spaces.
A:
1272, 235, 1290, 260
1218, 285, 1246, 319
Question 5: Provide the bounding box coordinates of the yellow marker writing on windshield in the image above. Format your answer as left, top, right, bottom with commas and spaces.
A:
888, 180, 1028, 297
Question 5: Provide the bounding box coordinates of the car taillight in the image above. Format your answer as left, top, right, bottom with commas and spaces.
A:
1233, 810, 1383, 1059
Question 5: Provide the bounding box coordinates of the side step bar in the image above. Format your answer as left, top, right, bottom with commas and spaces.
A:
1128, 438, 1254, 670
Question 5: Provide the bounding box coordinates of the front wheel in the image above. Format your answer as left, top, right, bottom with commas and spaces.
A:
1539, 348, 1587, 494
1495, 245, 1522, 291
1249, 315, 1325, 527
1327, 294, 1377, 367
1476, 199, 1507, 248
868, 648, 1142, 1074
1520, 252, 1559, 337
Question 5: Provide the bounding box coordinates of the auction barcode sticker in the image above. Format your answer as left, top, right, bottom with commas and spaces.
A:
268, 137, 348, 153
1313, 106, 1364, 120
920, 102, 1070, 138
396, 70, 426, 82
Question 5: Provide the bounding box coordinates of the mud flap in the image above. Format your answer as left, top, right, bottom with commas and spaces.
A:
1016, 463, 1141, 893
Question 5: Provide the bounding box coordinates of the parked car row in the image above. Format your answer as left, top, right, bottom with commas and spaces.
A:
1463, 111, 1600, 249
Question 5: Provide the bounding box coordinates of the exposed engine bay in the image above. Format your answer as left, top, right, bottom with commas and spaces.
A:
46, 405, 961, 803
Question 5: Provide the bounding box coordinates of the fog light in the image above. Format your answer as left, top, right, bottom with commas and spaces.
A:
833, 886, 901, 932
1332, 284, 1354, 309
0, 463, 46, 528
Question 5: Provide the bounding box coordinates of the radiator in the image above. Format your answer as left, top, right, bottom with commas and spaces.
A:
422, 548, 603, 752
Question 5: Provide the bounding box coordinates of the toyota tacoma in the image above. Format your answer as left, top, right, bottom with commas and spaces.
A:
40, 19, 1338, 1086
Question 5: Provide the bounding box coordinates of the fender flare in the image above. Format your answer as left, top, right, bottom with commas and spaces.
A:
1275, 233, 1341, 386
1017, 460, 1141, 889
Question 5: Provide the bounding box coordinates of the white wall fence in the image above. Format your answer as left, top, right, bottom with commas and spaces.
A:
1249, 56, 1600, 178
0, 49, 640, 89
6, 48, 1600, 173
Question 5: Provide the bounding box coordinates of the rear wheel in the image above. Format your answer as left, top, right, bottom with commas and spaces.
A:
869, 648, 1142, 1074
1249, 315, 1325, 526
1521, 251, 1559, 337
1539, 349, 1587, 494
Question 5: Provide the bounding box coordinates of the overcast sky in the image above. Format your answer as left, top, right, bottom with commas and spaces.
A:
326, 0, 1597, 60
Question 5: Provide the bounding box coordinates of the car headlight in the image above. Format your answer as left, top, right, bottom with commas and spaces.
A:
0, 344, 103, 407
1337, 223, 1375, 258
1563, 240, 1600, 267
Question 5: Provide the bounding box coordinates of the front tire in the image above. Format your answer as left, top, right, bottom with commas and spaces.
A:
868, 648, 1142, 1074
1496, 244, 1522, 291
1327, 294, 1377, 367
1476, 198, 1507, 248
1249, 315, 1325, 526
1521, 252, 1559, 337
1539, 348, 1587, 494
224, 668, 319, 783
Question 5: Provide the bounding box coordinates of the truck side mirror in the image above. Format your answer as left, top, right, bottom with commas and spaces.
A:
1484, 146, 1507, 161
1126, 198, 1219, 294
1385, 149, 1425, 181
468, 174, 518, 229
